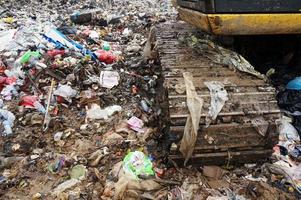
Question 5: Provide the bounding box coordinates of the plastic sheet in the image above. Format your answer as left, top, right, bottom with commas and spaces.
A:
180, 72, 203, 166
204, 81, 228, 127
86, 104, 122, 120
0, 108, 15, 136
122, 151, 154, 178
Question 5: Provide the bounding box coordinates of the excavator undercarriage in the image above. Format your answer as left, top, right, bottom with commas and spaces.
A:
156, 21, 282, 165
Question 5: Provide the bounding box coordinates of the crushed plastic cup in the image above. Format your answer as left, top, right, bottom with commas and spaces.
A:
89, 31, 99, 40
122, 28, 133, 37
69, 165, 87, 180
123, 151, 154, 178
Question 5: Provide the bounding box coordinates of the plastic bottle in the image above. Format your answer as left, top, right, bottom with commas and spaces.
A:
140, 100, 150, 112
102, 42, 111, 51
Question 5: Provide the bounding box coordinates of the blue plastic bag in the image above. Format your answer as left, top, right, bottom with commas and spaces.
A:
286, 77, 301, 90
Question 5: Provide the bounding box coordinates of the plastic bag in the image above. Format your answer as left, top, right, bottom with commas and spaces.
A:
277, 89, 301, 134
0, 108, 15, 136
122, 151, 154, 178
0, 76, 17, 91
99, 71, 120, 89
86, 104, 122, 120
277, 89, 301, 114
278, 119, 300, 142
52, 178, 80, 196
19, 95, 46, 113
180, 72, 203, 166
95, 50, 117, 64
127, 116, 144, 132
43, 27, 97, 60
19, 50, 41, 64
286, 77, 301, 90
204, 81, 228, 127
53, 84, 77, 102
1, 85, 17, 100
0, 29, 16, 51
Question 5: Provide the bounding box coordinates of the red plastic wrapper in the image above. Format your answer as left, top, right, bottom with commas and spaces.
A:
0, 76, 16, 85
95, 50, 117, 64
56, 96, 65, 104
0, 66, 5, 75
47, 49, 65, 58
0, 76, 17, 91
19, 95, 39, 108
19, 95, 46, 113
0, 59, 5, 72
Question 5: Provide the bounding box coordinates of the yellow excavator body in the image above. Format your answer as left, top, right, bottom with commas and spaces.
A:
176, 0, 301, 35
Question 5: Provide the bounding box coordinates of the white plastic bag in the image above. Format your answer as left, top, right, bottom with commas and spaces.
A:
204, 81, 228, 127
99, 71, 120, 89
0, 108, 15, 136
86, 104, 122, 120
53, 84, 77, 102
278, 118, 300, 142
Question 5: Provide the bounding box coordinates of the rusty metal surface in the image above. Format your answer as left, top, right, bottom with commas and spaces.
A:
157, 21, 282, 165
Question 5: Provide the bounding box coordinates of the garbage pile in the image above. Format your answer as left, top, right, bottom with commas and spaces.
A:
0, 0, 299, 199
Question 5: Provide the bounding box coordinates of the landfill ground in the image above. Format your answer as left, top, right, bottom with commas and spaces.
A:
0, 0, 301, 199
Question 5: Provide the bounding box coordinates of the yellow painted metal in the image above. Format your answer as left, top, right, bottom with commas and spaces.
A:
178, 7, 301, 35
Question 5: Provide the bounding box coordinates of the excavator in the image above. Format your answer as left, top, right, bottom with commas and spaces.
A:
176, 0, 301, 35
155, 0, 301, 165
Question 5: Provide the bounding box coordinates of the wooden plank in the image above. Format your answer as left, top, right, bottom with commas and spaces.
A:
169, 91, 276, 102
169, 149, 273, 165
170, 123, 274, 149
169, 100, 279, 116
163, 66, 238, 77
168, 86, 276, 95
170, 112, 282, 126
170, 109, 281, 118
164, 76, 267, 89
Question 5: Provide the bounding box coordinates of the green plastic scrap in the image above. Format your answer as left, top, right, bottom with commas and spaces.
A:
69, 165, 87, 180
20, 50, 41, 64
123, 151, 154, 178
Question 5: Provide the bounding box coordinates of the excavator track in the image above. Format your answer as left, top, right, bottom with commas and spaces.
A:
156, 21, 282, 165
